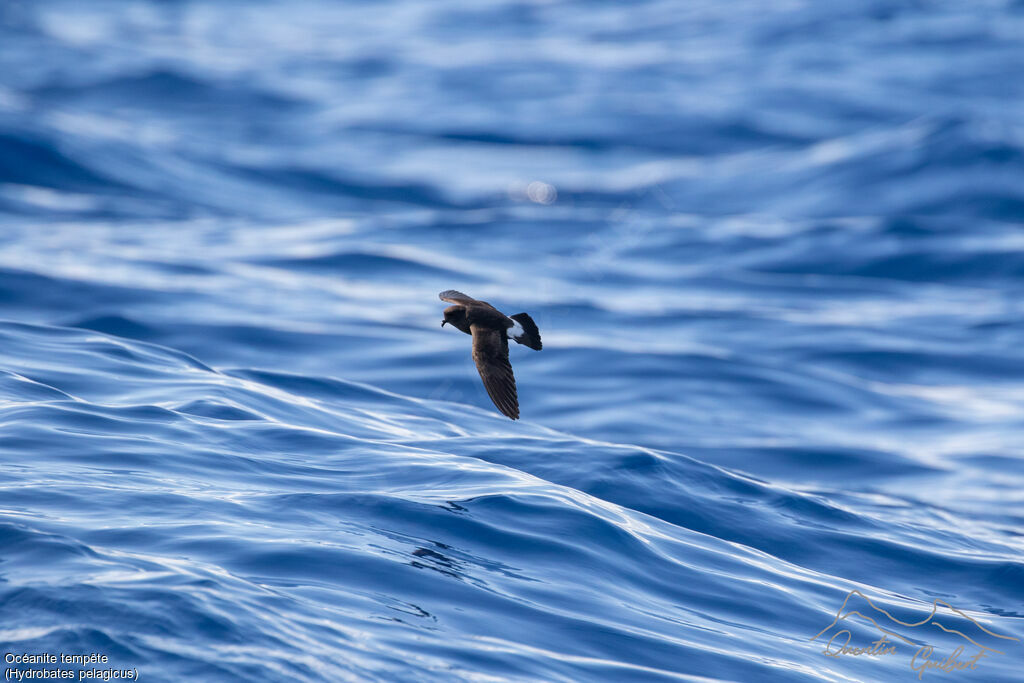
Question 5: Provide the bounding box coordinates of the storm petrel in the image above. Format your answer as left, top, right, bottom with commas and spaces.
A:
439, 290, 542, 420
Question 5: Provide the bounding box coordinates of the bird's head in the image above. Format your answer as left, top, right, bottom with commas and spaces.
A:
441, 306, 469, 332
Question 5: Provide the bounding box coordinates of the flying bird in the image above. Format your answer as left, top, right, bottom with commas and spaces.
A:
439, 290, 542, 420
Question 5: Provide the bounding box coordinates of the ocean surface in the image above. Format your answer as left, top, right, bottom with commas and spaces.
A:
1, 1, 1023, 681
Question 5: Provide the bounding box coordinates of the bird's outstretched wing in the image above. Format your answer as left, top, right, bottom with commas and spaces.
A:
439, 290, 477, 305
470, 324, 518, 419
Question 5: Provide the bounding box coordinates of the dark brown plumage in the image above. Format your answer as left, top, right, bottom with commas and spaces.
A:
439, 290, 542, 419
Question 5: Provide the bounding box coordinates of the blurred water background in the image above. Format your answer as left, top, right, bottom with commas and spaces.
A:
1, 1, 1023, 680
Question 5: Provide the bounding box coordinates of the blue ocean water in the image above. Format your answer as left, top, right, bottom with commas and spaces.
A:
2, 0, 1023, 680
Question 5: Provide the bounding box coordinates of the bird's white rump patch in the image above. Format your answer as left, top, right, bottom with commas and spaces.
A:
509, 317, 525, 340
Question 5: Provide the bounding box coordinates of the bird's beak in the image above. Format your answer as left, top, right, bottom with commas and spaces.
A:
441, 320, 447, 327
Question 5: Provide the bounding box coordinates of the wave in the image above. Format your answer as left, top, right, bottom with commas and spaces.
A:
0, 132, 128, 192
0, 320, 1020, 680
3, 1, 1024, 679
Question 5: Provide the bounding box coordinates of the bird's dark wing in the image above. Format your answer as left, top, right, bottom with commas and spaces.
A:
470, 324, 519, 420
441, 290, 507, 319
439, 290, 478, 305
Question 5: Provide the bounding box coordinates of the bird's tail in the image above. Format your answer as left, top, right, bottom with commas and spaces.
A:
509, 313, 542, 350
